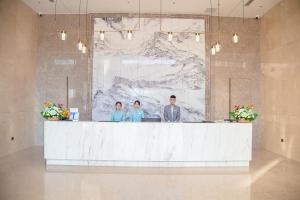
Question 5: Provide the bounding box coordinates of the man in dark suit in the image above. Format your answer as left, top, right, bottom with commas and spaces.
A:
163, 95, 180, 122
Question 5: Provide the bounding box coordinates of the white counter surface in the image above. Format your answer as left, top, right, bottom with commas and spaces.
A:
44, 121, 252, 167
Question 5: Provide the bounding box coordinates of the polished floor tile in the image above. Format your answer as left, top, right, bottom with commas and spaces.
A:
0, 147, 299, 200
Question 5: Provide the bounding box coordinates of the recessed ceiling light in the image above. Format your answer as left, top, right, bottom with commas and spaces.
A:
49, 0, 55, 3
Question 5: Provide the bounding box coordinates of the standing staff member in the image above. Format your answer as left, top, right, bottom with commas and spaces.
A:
111, 101, 125, 122
164, 95, 180, 122
128, 100, 144, 122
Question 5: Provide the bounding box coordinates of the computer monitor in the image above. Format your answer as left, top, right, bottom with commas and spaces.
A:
141, 118, 161, 122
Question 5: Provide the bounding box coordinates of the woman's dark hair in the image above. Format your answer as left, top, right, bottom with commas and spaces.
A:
170, 95, 176, 99
115, 101, 122, 106
134, 100, 141, 106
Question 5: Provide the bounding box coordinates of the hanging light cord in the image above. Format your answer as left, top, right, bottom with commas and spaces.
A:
159, 0, 162, 32
85, 0, 89, 43
242, 0, 245, 24
209, 0, 213, 46
138, 0, 141, 30
78, 0, 82, 40
54, 0, 58, 31
217, 0, 220, 40
54, 0, 58, 21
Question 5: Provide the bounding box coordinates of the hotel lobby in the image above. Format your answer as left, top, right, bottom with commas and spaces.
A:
0, 0, 300, 199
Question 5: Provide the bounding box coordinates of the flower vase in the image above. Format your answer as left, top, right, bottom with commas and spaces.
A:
48, 117, 59, 121
239, 118, 250, 123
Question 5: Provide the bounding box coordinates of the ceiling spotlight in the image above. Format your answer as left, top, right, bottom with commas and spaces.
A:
195, 33, 200, 42
232, 33, 239, 43
168, 32, 173, 41
60, 30, 67, 41
127, 30, 133, 40
82, 44, 87, 54
77, 40, 83, 50
100, 31, 105, 41
211, 45, 216, 56
215, 41, 221, 53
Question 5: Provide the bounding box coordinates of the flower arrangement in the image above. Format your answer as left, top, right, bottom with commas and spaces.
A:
229, 104, 258, 122
41, 101, 69, 120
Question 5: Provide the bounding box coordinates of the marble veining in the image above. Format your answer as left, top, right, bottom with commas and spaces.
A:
92, 17, 206, 122
44, 121, 252, 167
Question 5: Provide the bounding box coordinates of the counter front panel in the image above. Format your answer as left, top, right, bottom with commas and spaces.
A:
44, 122, 252, 167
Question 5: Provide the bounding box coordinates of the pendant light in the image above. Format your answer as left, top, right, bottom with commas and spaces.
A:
168, 32, 173, 41
233, 0, 244, 44
195, 33, 200, 42
127, 30, 133, 40
215, 41, 221, 52
60, 30, 67, 40
54, 0, 67, 41
232, 33, 239, 43
77, 0, 82, 51
209, 0, 215, 56
82, 44, 87, 53
81, 0, 89, 54
77, 40, 83, 50
216, 0, 221, 53
100, 31, 105, 41
159, 0, 173, 43
211, 45, 216, 56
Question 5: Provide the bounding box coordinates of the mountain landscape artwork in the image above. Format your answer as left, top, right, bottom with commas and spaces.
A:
92, 17, 206, 122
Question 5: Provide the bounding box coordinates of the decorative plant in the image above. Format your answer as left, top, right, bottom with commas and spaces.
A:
229, 104, 258, 122
41, 101, 69, 120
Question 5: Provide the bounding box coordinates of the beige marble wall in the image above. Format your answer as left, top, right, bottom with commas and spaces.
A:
36, 14, 92, 145
36, 14, 261, 147
0, 0, 39, 157
210, 17, 261, 148
260, 0, 300, 161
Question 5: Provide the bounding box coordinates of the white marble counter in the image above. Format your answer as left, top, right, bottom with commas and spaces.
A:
44, 121, 252, 167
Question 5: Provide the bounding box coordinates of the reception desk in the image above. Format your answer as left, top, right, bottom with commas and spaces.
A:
44, 121, 252, 167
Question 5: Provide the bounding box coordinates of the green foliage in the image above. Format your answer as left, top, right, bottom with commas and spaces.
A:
229, 104, 258, 122
41, 101, 69, 120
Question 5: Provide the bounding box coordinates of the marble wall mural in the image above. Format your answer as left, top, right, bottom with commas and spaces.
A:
92, 17, 206, 122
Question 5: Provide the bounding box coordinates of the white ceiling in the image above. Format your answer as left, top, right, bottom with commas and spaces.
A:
22, 0, 281, 18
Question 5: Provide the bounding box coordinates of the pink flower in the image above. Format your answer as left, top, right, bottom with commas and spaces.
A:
234, 105, 240, 110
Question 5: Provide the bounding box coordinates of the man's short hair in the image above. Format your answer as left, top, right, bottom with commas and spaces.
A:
170, 95, 176, 99
134, 100, 141, 106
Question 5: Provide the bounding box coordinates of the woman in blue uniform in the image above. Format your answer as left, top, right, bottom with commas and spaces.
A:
111, 101, 125, 122
128, 100, 144, 122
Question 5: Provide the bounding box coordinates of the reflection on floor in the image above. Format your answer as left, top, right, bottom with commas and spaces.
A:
0, 147, 299, 200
